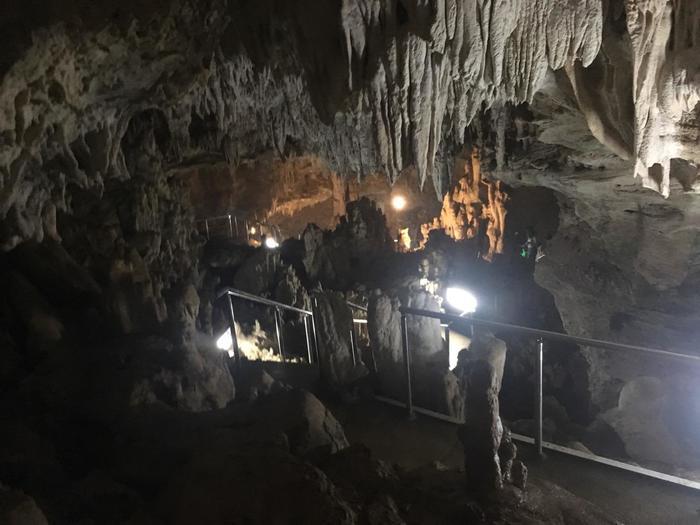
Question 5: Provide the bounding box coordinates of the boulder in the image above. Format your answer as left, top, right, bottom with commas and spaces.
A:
601, 375, 694, 467
313, 291, 368, 389
155, 445, 356, 525
316, 444, 399, 496
84, 335, 234, 416
233, 247, 281, 296
303, 198, 393, 289
4, 270, 63, 345
254, 389, 349, 458
108, 245, 168, 334
8, 240, 101, 306
0, 485, 48, 525
274, 265, 309, 311
368, 289, 460, 417
456, 332, 520, 493
235, 365, 285, 402
367, 495, 405, 525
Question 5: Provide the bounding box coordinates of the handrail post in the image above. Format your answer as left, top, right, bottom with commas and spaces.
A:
204, 219, 210, 240
226, 293, 240, 362
349, 326, 357, 366
310, 297, 321, 364
535, 337, 544, 458
234, 216, 239, 237
400, 314, 414, 420
303, 315, 313, 364
228, 214, 233, 239
274, 307, 285, 362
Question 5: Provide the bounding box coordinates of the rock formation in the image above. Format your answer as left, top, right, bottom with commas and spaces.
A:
456, 332, 526, 493
368, 287, 462, 418
4, 0, 696, 251
421, 148, 508, 260
2, 0, 700, 517
0, 485, 49, 525
312, 291, 369, 390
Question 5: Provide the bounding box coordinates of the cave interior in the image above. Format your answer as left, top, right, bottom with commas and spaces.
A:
1, 1, 700, 524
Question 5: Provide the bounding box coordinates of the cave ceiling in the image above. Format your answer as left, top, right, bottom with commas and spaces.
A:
0, 0, 699, 251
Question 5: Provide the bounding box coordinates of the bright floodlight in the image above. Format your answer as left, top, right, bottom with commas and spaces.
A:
391, 195, 407, 210
216, 328, 233, 351
265, 237, 280, 249
445, 287, 477, 315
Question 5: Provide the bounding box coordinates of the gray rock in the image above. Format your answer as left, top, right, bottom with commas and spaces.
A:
254, 389, 349, 458
367, 495, 405, 525
601, 375, 700, 468
233, 248, 281, 296
0, 484, 49, 525
368, 289, 461, 418
8, 240, 101, 305
456, 332, 509, 493
313, 291, 368, 389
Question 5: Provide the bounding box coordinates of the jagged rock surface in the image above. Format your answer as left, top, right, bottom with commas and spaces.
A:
313, 291, 369, 390
455, 332, 525, 493
421, 149, 508, 260
368, 288, 462, 418
0, 0, 621, 250
303, 198, 393, 289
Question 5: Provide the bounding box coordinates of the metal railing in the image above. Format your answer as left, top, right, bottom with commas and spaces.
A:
395, 306, 700, 490
347, 301, 369, 369
197, 212, 282, 244
217, 288, 319, 364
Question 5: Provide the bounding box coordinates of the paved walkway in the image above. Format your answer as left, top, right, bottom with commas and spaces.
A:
332, 399, 700, 525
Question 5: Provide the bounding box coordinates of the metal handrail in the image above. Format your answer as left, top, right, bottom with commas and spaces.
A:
218, 288, 317, 364
197, 211, 282, 243
400, 307, 700, 363
347, 301, 368, 313
396, 305, 700, 491
219, 288, 313, 316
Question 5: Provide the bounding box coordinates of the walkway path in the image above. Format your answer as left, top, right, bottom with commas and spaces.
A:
333, 399, 700, 525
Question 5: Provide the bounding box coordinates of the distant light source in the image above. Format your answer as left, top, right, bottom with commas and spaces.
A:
250, 226, 257, 235
216, 328, 235, 357
445, 287, 478, 315
391, 195, 407, 211
265, 237, 280, 249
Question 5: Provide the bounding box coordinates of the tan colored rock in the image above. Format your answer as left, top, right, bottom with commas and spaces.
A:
421, 150, 508, 260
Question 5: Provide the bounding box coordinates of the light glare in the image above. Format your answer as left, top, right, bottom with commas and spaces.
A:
391, 195, 407, 210
445, 287, 478, 315
265, 237, 280, 249
216, 328, 233, 351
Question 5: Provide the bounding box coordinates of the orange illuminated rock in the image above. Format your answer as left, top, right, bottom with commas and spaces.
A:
421, 149, 508, 261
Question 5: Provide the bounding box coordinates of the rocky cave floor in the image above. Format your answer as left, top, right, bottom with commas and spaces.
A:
0, 356, 620, 525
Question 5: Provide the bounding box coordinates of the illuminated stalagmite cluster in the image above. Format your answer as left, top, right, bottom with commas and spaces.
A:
421, 150, 507, 259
